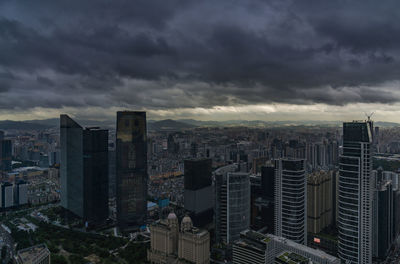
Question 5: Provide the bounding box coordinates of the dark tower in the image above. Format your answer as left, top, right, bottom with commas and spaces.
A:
116, 111, 148, 231
0, 131, 12, 172
184, 158, 213, 227
83, 127, 109, 224
60, 115, 109, 224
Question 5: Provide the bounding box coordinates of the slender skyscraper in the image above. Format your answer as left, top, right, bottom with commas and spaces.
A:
61, 115, 84, 217
0, 131, 12, 172
60, 115, 109, 224
83, 127, 109, 223
215, 165, 250, 244
116, 111, 148, 230
274, 159, 307, 245
338, 121, 373, 264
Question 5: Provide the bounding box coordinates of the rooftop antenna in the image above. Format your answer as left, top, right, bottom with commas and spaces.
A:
365, 112, 374, 122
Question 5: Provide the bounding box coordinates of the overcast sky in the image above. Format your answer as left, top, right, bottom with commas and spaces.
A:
1, 0, 400, 121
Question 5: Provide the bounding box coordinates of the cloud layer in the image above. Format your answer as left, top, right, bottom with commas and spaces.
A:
1, 0, 400, 119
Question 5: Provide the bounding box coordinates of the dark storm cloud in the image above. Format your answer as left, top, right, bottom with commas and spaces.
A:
1, 0, 400, 111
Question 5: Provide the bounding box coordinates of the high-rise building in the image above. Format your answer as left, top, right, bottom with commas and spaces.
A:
307, 171, 332, 234
14, 180, 28, 206
83, 126, 109, 223
338, 121, 373, 264
0, 132, 12, 172
61, 115, 83, 217
108, 148, 116, 199
60, 115, 109, 224
184, 158, 213, 227
275, 159, 307, 245
393, 189, 400, 239
261, 165, 275, 232
116, 111, 148, 230
250, 175, 262, 229
372, 180, 393, 260
1, 182, 14, 208
48, 151, 60, 166
215, 167, 250, 244
250, 165, 275, 232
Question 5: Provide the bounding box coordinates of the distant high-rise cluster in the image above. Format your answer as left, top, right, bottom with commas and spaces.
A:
55, 111, 400, 264
60, 111, 149, 230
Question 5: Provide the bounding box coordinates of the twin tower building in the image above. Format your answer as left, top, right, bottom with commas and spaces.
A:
60, 111, 148, 231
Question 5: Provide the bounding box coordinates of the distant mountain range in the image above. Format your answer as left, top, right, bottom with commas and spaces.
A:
148, 119, 196, 131
0, 118, 399, 131
0, 120, 53, 130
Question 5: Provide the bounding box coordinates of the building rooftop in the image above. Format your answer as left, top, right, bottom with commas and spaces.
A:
267, 234, 338, 262
234, 230, 269, 252
183, 227, 208, 236
17, 244, 49, 263
276, 251, 309, 264
1, 182, 13, 187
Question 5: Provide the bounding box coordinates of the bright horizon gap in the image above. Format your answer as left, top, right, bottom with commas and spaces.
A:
0, 102, 399, 122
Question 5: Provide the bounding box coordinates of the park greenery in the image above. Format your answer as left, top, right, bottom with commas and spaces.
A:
6, 209, 149, 264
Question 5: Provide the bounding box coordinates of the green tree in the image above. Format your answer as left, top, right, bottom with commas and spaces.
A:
69, 254, 87, 264
1, 245, 7, 260
51, 254, 68, 264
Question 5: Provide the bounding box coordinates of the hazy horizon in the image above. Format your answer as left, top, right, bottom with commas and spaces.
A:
2, 1, 400, 122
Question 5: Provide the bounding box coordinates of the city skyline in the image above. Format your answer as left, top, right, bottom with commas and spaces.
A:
2, 0, 400, 263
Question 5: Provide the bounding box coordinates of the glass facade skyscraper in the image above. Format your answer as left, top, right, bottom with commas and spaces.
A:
338, 121, 373, 264
116, 111, 148, 230
61, 115, 84, 217
215, 167, 250, 244
60, 115, 109, 224
83, 127, 109, 223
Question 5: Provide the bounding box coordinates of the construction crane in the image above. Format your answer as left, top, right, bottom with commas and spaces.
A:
365, 112, 374, 122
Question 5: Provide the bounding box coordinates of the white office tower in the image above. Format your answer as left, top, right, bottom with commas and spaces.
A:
274, 159, 307, 245
15, 180, 28, 206
1, 182, 14, 208
338, 121, 373, 264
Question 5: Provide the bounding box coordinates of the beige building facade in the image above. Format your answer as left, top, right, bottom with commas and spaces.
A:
307, 171, 333, 234
148, 213, 210, 264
